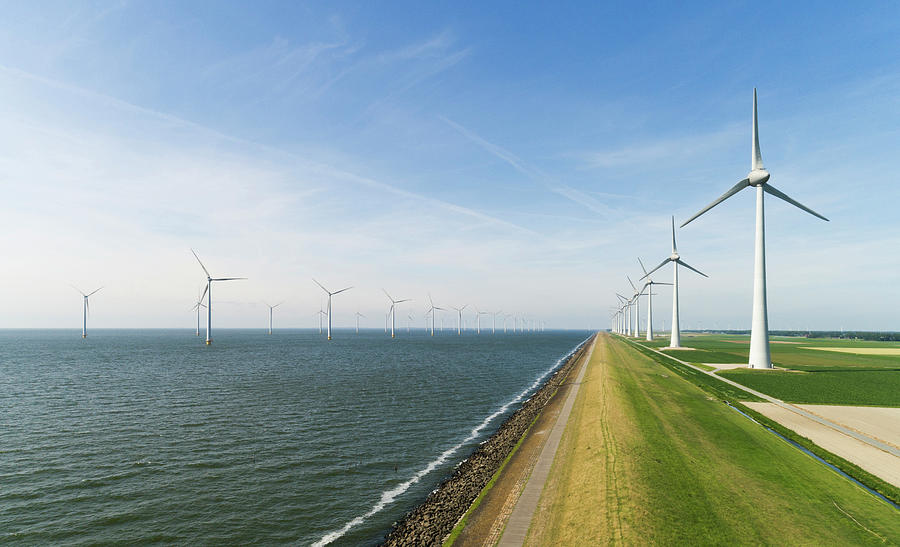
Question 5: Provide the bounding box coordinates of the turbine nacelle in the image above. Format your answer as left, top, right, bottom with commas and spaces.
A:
748, 168, 770, 187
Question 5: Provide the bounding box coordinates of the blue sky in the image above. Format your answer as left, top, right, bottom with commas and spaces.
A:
1, 1, 898, 330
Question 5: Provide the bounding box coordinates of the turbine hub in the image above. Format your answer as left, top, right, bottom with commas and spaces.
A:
748, 168, 770, 186
670, 253, 679, 260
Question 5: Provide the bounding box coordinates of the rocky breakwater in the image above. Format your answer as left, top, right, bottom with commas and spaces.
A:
382, 335, 594, 546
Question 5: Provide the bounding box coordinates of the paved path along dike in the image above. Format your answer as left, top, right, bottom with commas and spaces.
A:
498, 335, 596, 546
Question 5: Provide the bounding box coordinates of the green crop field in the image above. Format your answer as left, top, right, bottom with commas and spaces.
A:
718, 369, 900, 407
636, 333, 900, 406
526, 334, 900, 545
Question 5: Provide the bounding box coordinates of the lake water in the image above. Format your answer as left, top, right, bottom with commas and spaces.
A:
0, 329, 590, 545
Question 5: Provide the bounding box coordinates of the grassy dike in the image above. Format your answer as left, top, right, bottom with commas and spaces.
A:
524, 333, 899, 545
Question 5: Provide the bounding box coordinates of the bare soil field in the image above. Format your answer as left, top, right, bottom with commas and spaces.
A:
743, 402, 900, 488
802, 347, 900, 356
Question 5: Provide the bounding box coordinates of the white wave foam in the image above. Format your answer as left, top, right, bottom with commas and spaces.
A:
312, 336, 589, 546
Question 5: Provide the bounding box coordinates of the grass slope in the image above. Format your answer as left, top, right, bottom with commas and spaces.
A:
525, 334, 899, 545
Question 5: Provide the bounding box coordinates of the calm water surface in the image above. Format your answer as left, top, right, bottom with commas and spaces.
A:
0, 329, 589, 545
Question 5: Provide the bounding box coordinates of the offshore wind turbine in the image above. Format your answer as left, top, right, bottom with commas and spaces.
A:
383, 290, 411, 338
451, 305, 467, 335
355, 311, 365, 334
313, 279, 352, 341
191, 249, 246, 345
492, 311, 502, 334
681, 89, 828, 369
264, 301, 283, 335
316, 308, 327, 334
426, 294, 445, 336
641, 218, 707, 348
191, 287, 207, 336
72, 286, 102, 338
638, 257, 672, 341
475, 308, 488, 334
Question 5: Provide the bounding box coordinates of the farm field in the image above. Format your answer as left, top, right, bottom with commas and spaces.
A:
639, 334, 900, 406
524, 334, 899, 545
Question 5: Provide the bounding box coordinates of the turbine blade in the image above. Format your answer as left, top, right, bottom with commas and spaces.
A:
681, 178, 751, 228
200, 284, 209, 302
383, 289, 394, 302
626, 275, 636, 291
191, 249, 211, 278
333, 286, 353, 295
312, 278, 329, 293
671, 216, 677, 253
752, 88, 764, 171
86, 287, 103, 297
640, 258, 671, 280
71, 285, 86, 296
397, 299, 412, 303
212, 277, 247, 281
763, 184, 829, 221
676, 258, 709, 278
637, 257, 648, 276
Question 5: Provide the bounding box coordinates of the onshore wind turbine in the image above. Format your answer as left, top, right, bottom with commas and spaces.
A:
638, 257, 672, 341
627, 276, 641, 338
73, 286, 102, 338
681, 89, 828, 368
264, 301, 283, 335
314, 279, 352, 340
383, 290, 411, 338
191, 249, 246, 345
641, 218, 706, 349
451, 305, 467, 335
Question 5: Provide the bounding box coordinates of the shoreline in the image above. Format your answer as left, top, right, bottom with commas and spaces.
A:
381, 334, 595, 546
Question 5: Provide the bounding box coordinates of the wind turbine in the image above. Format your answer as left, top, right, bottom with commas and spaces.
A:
627, 276, 642, 338
313, 279, 352, 341
641, 218, 707, 348
492, 310, 502, 334
681, 89, 828, 368
264, 301, 283, 335
638, 257, 672, 341
451, 305, 467, 335
383, 290, 411, 338
407, 312, 414, 334
191, 287, 207, 336
355, 311, 365, 334
73, 286, 102, 338
475, 308, 488, 334
316, 308, 327, 334
191, 249, 246, 345
426, 294, 445, 336
616, 293, 630, 336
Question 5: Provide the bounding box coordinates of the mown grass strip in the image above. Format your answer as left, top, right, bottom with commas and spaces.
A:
621, 336, 900, 507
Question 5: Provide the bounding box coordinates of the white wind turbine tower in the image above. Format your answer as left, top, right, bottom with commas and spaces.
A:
492, 311, 502, 334
616, 294, 630, 336
627, 276, 642, 338
426, 294, 445, 336
191, 249, 246, 346
383, 290, 411, 338
72, 286, 102, 338
681, 89, 828, 368
355, 311, 365, 334
407, 312, 414, 334
638, 257, 672, 341
641, 218, 707, 348
264, 301, 283, 335
314, 279, 353, 341
451, 305, 467, 335
475, 308, 488, 334
316, 308, 327, 334
191, 287, 207, 336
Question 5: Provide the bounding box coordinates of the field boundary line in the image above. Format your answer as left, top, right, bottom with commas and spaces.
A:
623, 337, 900, 458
